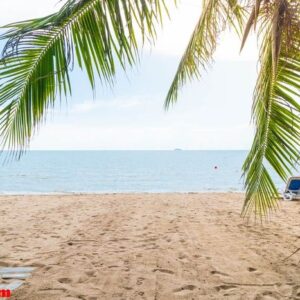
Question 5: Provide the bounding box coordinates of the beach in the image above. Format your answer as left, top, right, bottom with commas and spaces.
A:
1, 193, 300, 300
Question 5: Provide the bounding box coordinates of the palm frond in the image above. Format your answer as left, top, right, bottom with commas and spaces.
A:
242, 0, 300, 218
240, 0, 263, 51
164, 0, 245, 109
0, 0, 168, 157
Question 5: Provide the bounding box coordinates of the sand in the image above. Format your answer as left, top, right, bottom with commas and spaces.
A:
0, 193, 300, 300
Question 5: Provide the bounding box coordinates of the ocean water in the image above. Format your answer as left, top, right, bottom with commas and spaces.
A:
0, 151, 285, 194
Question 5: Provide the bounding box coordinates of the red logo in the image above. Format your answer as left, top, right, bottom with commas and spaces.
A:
0, 290, 11, 298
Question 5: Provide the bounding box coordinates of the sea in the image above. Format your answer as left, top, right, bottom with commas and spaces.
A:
0, 150, 286, 194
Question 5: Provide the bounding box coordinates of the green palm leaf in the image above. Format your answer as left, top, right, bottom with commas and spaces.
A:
164, 0, 300, 218
164, 0, 245, 108
0, 0, 168, 157
242, 1, 300, 218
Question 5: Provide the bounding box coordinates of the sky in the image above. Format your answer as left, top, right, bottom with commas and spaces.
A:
0, 0, 259, 150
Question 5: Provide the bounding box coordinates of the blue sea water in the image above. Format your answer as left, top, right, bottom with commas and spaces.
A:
0, 151, 286, 194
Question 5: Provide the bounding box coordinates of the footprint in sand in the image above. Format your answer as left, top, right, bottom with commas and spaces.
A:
85, 270, 96, 277
210, 270, 229, 277
292, 285, 300, 299
255, 290, 281, 300
136, 277, 144, 285
0, 261, 10, 267
248, 267, 257, 272
108, 265, 119, 269
173, 284, 197, 295
215, 284, 237, 292
178, 254, 189, 263
153, 268, 174, 275
58, 278, 72, 284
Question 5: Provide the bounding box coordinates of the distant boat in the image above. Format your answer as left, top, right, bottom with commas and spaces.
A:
174, 148, 183, 151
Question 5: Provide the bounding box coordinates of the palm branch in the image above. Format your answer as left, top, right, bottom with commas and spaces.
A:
0, 0, 168, 158
165, 0, 300, 218
242, 0, 300, 218
165, 0, 245, 108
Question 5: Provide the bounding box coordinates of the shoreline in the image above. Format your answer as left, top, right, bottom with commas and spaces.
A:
0, 191, 246, 196
1, 193, 299, 299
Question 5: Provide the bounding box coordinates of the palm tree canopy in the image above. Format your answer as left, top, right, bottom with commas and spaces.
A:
0, 0, 168, 157
165, 0, 300, 218
0, 0, 300, 218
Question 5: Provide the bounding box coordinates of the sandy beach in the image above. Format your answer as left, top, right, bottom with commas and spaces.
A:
1, 193, 300, 300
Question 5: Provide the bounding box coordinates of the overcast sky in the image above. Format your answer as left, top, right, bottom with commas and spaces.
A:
0, 0, 259, 150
